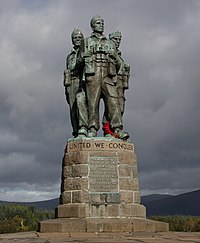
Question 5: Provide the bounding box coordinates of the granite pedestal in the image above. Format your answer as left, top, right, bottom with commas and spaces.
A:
39, 138, 168, 233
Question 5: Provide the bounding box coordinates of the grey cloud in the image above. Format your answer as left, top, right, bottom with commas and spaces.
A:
0, 0, 200, 201
140, 166, 200, 193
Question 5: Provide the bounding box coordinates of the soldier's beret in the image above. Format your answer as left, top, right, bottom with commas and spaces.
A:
109, 31, 122, 40
71, 29, 83, 39
90, 15, 103, 27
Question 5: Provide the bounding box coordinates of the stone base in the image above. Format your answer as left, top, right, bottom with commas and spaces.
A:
39, 138, 169, 233
56, 203, 146, 218
39, 218, 169, 233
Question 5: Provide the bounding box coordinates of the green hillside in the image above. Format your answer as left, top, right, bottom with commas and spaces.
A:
0, 204, 54, 234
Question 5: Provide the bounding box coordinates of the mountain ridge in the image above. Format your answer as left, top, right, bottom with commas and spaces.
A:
142, 189, 200, 216
1, 189, 199, 216
141, 194, 173, 204
0, 198, 59, 210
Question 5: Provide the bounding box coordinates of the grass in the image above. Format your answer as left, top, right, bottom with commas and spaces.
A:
150, 215, 200, 232
0, 203, 54, 234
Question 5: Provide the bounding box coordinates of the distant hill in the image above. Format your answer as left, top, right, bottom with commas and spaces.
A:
143, 189, 200, 217
141, 194, 173, 204
1, 189, 200, 217
0, 198, 59, 210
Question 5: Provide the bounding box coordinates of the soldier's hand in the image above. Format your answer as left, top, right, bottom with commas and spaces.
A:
63, 70, 67, 86
109, 51, 118, 61
83, 50, 92, 58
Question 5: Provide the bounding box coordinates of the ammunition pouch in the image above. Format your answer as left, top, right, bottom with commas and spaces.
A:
108, 60, 117, 77
63, 69, 71, 86
122, 75, 129, 89
84, 56, 95, 75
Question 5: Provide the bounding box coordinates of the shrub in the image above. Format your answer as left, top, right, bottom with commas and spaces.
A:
150, 215, 200, 232
0, 204, 54, 234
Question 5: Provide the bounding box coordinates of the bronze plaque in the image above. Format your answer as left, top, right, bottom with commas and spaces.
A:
89, 156, 118, 192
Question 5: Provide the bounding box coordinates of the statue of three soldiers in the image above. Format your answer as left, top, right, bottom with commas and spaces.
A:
64, 16, 130, 140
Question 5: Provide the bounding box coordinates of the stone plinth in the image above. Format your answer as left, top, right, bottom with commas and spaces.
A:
39, 218, 168, 233
39, 137, 169, 233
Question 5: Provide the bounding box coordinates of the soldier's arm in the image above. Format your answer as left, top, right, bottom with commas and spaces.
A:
63, 54, 71, 87
123, 63, 130, 90
76, 39, 85, 65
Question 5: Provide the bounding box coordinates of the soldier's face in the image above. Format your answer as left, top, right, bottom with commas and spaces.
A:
112, 36, 121, 49
92, 19, 104, 34
72, 33, 83, 48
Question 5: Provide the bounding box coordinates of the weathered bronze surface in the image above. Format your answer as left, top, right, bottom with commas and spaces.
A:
64, 17, 130, 140
64, 29, 88, 137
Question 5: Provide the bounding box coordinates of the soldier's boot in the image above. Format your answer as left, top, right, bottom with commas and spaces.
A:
77, 126, 88, 138
114, 128, 130, 141
88, 127, 97, 137
72, 131, 78, 138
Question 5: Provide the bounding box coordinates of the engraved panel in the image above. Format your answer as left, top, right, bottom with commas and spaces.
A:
67, 140, 134, 153
89, 156, 118, 192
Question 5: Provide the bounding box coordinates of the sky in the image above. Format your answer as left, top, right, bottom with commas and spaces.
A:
0, 0, 200, 202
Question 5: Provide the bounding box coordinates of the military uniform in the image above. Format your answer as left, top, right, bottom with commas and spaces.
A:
64, 48, 88, 137
82, 32, 122, 132
116, 50, 130, 116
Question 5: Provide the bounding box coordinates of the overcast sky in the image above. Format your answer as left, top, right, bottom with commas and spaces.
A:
0, 0, 200, 202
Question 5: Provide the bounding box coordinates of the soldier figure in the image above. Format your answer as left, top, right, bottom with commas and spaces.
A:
102, 31, 130, 139
109, 31, 130, 117
82, 16, 126, 137
64, 29, 88, 137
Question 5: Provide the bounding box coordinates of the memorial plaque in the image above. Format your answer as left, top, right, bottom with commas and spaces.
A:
89, 156, 118, 192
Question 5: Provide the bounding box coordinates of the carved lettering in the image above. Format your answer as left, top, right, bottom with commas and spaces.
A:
94, 142, 104, 148
89, 156, 118, 192
68, 140, 134, 152
108, 142, 133, 150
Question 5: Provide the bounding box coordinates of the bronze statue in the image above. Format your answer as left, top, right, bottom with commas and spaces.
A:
102, 31, 130, 138
82, 16, 127, 138
64, 29, 88, 137
109, 31, 130, 117
64, 17, 130, 140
